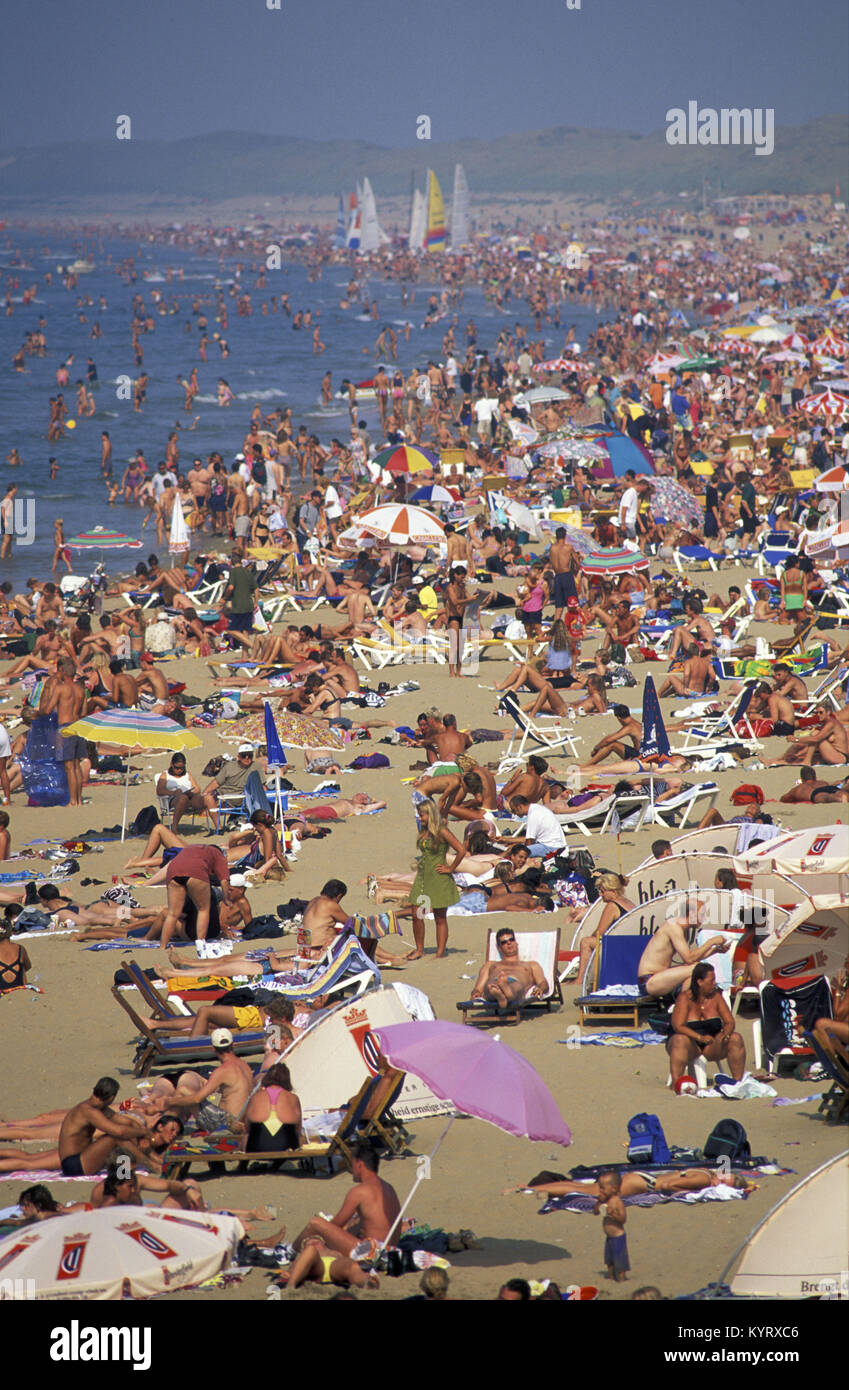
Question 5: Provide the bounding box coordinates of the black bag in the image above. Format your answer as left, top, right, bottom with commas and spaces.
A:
128, 805, 160, 837
242, 914, 285, 940
704, 1118, 751, 1165
218, 986, 277, 1008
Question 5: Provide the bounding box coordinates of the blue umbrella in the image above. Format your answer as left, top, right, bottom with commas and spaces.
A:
639, 675, 670, 819
263, 701, 288, 829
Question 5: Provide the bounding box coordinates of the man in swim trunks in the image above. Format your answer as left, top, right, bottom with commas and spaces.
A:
657, 645, 719, 699
582, 705, 643, 766
636, 910, 731, 997
294, 1141, 401, 1258
417, 711, 472, 776
57, 1077, 148, 1177
549, 528, 580, 621
780, 766, 849, 804
299, 794, 386, 823
470, 927, 549, 1007
164, 1028, 254, 1134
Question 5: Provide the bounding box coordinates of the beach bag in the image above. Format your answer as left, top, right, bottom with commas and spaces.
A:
730, 784, 764, 807
737, 718, 773, 738
241, 915, 285, 940
626, 1113, 671, 1166
128, 805, 160, 836
704, 1118, 750, 1165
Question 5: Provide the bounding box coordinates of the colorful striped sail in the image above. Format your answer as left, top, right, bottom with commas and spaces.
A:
424, 169, 446, 252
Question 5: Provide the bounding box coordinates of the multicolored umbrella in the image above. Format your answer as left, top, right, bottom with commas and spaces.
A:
356, 503, 445, 546
67, 527, 143, 550
225, 706, 346, 753
373, 444, 439, 475
798, 388, 849, 420
0, 1206, 244, 1300
60, 708, 201, 839
646, 475, 703, 526
409, 484, 460, 505
582, 546, 650, 577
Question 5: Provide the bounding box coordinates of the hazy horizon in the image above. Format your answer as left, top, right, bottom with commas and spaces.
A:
2, 0, 846, 151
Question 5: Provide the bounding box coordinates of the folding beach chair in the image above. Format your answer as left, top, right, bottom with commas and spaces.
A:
645, 781, 719, 829
670, 683, 762, 755
791, 667, 847, 718
673, 544, 723, 573
576, 934, 655, 1029
496, 692, 580, 772
112, 966, 267, 1078
552, 790, 650, 836
802, 1031, 849, 1123
456, 928, 562, 1026
161, 1074, 400, 1179
750, 976, 832, 1076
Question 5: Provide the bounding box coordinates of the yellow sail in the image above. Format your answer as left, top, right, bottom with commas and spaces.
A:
424, 169, 446, 252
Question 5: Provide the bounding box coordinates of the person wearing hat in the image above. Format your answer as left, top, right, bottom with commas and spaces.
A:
200, 746, 255, 827
163, 1027, 254, 1134
412, 574, 439, 622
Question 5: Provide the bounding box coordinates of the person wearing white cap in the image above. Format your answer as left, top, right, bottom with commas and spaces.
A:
200, 746, 255, 826
163, 1028, 255, 1133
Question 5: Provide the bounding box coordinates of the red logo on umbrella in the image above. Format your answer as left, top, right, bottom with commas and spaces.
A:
56, 1234, 90, 1280
121, 1225, 177, 1260
343, 1005, 380, 1076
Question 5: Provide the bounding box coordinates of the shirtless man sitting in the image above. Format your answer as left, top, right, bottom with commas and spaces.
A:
588, 599, 640, 655
159, 1028, 254, 1134
500, 755, 548, 807
58, 1077, 148, 1176
636, 907, 731, 997
294, 1141, 401, 1259
470, 927, 549, 1007
417, 712, 473, 777
582, 705, 642, 766
657, 645, 718, 699
665, 598, 716, 661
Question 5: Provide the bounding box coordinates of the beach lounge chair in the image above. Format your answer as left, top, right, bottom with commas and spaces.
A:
750, 976, 833, 1076
673, 544, 723, 573
791, 667, 847, 718
802, 1031, 849, 1123
670, 683, 762, 755
496, 692, 580, 772
644, 781, 719, 829
553, 790, 649, 836
161, 1070, 409, 1179
167, 935, 380, 1012
576, 935, 655, 1029
456, 928, 562, 1026
111, 965, 267, 1077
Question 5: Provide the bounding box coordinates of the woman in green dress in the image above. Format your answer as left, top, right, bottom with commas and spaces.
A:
407, 799, 465, 960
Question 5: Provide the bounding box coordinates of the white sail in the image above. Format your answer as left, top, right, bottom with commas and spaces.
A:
450, 163, 470, 250
408, 188, 426, 251
359, 178, 387, 253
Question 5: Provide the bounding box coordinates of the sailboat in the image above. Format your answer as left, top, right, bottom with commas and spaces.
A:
334, 195, 347, 248
408, 186, 426, 251
359, 178, 389, 253
450, 163, 470, 250
423, 169, 446, 252
346, 184, 362, 250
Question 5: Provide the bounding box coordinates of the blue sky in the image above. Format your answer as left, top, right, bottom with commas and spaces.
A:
2, 0, 847, 147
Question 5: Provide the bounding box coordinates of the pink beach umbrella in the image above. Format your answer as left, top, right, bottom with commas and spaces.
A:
371, 1020, 571, 1250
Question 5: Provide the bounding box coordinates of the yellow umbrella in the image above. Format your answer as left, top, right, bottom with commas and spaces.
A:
61, 708, 201, 839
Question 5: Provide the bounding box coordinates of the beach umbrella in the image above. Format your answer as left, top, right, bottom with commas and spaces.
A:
269, 709, 346, 753
805, 519, 849, 565
638, 673, 670, 821
506, 419, 539, 446
0, 1206, 244, 1300
798, 388, 849, 420
763, 351, 808, 364
757, 893, 849, 984
168, 493, 190, 557
589, 433, 655, 480
645, 351, 687, 375
714, 1152, 848, 1299
734, 824, 849, 886
373, 444, 438, 475
371, 1020, 571, 1249
533, 356, 580, 373
59, 708, 201, 840
811, 331, 848, 357
646, 475, 702, 527
67, 527, 143, 551
521, 386, 570, 404
263, 700, 288, 830
582, 546, 650, 577
780, 331, 810, 351
409, 484, 458, 506
356, 503, 445, 547
337, 521, 379, 550
814, 465, 849, 493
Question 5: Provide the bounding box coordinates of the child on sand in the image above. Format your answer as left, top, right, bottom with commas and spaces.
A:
595, 1170, 629, 1283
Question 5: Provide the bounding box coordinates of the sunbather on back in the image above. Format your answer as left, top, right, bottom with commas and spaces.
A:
470, 927, 548, 1007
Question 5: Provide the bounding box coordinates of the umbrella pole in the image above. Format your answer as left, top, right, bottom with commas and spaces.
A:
377, 1114, 455, 1252
121, 758, 131, 842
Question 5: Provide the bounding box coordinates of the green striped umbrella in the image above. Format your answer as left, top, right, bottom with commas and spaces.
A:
67, 527, 143, 550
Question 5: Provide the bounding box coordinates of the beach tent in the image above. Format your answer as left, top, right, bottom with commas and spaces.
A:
714, 1151, 848, 1298
588, 433, 655, 481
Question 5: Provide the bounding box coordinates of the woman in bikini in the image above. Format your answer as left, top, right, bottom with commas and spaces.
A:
244, 1063, 303, 1154
779, 557, 808, 624
667, 961, 746, 1086
0, 920, 30, 993
575, 872, 635, 989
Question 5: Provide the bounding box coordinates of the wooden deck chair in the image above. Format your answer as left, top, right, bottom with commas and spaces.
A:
111, 978, 266, 1077
496, 692, 580, 772
358, 1067, 412, 1156
576, 935, 655, 1029
161, 1075, 383, 1179
457, 928, 562, 1026
802, 1031, 849, 1123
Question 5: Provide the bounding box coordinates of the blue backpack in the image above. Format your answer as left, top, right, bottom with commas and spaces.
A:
627, 1113, 671, 1166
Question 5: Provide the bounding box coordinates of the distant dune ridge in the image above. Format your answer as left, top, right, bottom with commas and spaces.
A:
0, 115, 845, 203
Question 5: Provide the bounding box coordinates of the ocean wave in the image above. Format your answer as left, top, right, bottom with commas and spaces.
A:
234, 389, 286, 400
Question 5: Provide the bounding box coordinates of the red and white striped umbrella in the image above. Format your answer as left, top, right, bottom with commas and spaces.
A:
780, 331, 810, 352
811, 332, 848, 358
355, 503, 445, 546
798, 388, 849, 420
533, 357, 575, 373
716, 336, 760, 356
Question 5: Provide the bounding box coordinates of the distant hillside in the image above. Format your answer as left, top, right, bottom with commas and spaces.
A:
0, 116, 846, 203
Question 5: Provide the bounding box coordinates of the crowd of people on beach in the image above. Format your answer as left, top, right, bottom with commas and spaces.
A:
0, 194, 847, 1299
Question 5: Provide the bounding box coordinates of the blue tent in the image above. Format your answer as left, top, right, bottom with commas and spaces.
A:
591, 433, 655, 481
